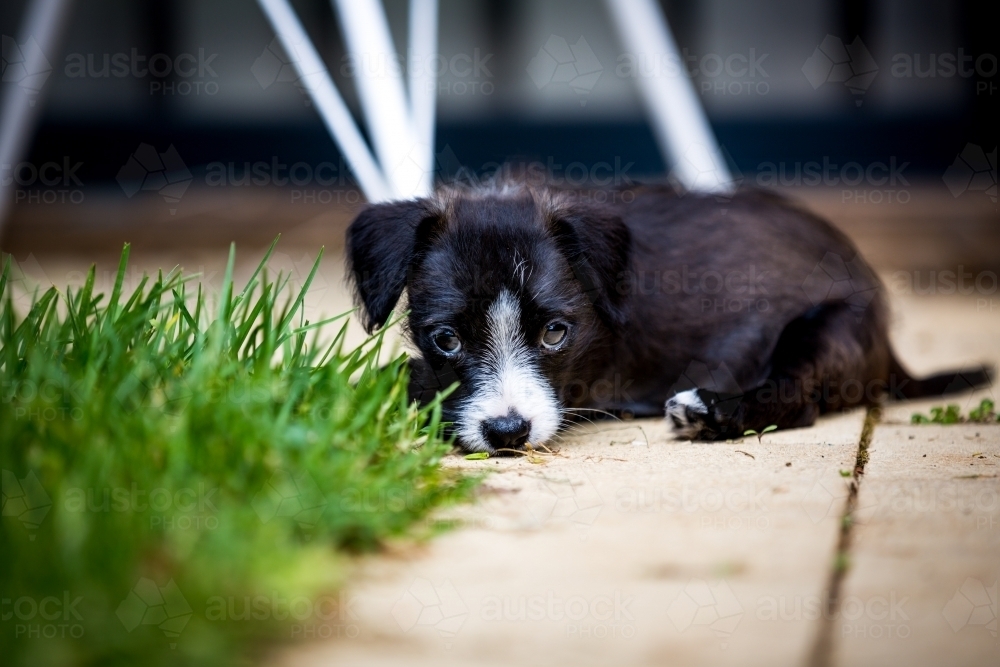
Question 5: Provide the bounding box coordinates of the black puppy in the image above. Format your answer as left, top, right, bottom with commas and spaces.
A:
346, 182, 991, 453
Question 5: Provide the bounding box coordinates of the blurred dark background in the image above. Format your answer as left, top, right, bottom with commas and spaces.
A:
0, 0, 996, 268
2, 0, 994, 183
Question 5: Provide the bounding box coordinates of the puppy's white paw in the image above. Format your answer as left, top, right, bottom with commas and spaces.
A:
666, 389, 709, 439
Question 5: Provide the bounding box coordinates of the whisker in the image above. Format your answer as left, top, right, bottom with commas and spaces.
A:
560, 407, 624, 422
558, 413, 598, 427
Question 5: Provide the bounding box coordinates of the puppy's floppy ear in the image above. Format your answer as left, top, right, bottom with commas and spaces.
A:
549, 200, 632, 328
346, 199, 440, 332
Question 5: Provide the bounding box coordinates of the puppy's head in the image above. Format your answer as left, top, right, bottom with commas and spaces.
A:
346, 185, 630, 454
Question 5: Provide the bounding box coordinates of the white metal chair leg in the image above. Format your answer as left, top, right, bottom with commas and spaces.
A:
333, 0, 424, 199
0, 0, 74, 238
408, 0, 439, 193
261, 0, 725, 201
259, 0, 438, 202
257, 0, 394, 202
605, 0, 733, 193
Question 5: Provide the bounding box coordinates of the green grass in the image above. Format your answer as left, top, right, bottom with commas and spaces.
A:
742, 424, 777, 444
1, 241, 475, 666
911, 399, 999, 424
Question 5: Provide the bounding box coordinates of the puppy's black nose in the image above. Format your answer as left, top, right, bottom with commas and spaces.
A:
482, 415, 530, 452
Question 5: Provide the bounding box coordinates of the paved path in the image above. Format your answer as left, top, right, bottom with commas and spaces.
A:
280, 290, 1000, 667
6, 187, 997, 665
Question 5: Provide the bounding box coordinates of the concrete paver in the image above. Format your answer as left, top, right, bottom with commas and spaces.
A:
830, 284, 1000, 667
280, 412, 866, 667
835, 424, 999, 667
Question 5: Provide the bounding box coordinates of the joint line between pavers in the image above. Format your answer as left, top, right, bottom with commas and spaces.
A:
804, 406, 882, 667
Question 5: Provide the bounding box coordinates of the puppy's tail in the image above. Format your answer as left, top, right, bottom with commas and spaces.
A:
888, 355, 994, 400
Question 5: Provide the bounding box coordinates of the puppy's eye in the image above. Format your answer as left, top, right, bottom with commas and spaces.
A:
432, 329, 462, 355
540, 322, 568, 350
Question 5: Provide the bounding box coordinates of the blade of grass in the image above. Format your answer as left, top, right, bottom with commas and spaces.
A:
104, 243, 131, 328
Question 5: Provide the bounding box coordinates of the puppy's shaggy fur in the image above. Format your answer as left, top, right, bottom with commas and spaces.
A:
346, 182, 991, 453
